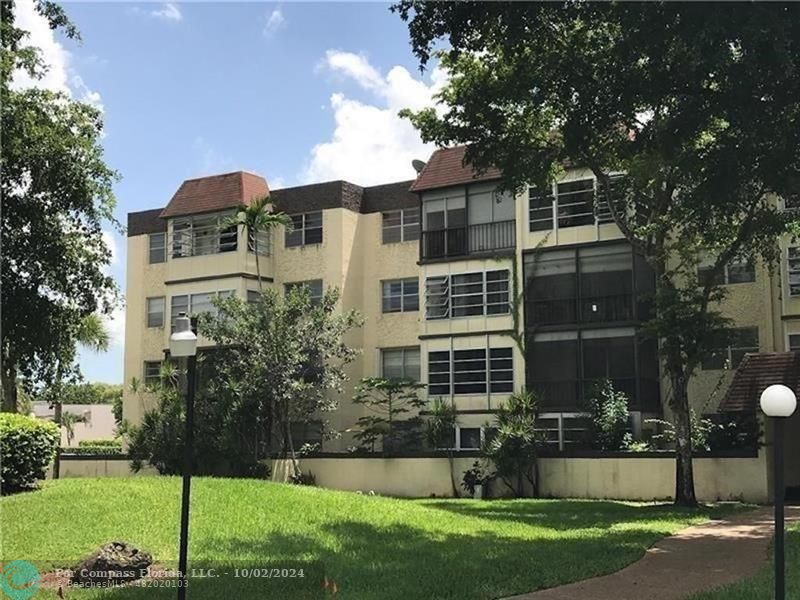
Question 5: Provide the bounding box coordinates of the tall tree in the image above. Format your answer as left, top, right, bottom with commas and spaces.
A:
1, 1, 119, 411
200, 286, 362, 476
225, 196, 292, 290
394, 2, 800, 505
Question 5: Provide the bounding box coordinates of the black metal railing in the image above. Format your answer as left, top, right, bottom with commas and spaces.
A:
422, 220, 515, 260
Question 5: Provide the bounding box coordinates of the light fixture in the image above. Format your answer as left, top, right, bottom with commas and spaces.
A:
760, 382, 797, 600
170, 313, 197, 358
760, 384, 797, 418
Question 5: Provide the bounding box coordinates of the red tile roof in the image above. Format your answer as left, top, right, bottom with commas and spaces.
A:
719, 352, 800, 412
409, 145, 502, 192
160, 171, 269, 218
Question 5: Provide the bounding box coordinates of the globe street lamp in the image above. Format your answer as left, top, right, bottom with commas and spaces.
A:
760, 384, 797, 600
170, 313, 197, 600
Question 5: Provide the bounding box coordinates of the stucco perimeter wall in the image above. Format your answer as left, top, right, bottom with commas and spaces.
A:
273, 452, 769, 503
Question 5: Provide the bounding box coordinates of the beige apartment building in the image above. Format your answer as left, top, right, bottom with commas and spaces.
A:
123, 146, 798, 457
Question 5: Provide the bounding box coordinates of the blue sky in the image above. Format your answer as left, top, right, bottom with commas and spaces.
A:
15, 1, 444, 384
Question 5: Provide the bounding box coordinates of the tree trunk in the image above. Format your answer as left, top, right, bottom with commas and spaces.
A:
446, 450, 459, 497
670, 370, 698, 507
1, 362, 17, 413
53, 402, 63, 479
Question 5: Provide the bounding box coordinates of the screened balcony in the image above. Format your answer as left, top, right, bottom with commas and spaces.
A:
421, 220, 515, 260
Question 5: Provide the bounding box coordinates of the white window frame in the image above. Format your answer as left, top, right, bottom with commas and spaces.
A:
427, 346, 514, 397
697, 259, 756, 286
787, 333, 800, 352
149, 232, 166, 264
380, 347, 421, 382
146, 296, 165, 328
170, 290, 234, 330
381, 278, 419, 313
382, 208, 420, 244
425, 270, 510, 320
143, 361, 161, 387
169, 212, 237, 259
788, 247, 800, 296
528, 174, 622, 233
285, 212, 323, 247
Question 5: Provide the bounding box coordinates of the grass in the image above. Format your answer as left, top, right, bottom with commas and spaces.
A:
690, 521, 800, 600
1, 477, 740, 600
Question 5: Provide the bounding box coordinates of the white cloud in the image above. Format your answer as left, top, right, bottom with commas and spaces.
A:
263, 8, 286, 37
151, 3, 183, 22
103, 305, 126, 348
303, 50, 447, 185
11, 0, 104, 110
101, 230, 119, 268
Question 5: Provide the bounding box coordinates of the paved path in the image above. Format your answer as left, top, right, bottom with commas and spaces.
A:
505, 506, 800, 600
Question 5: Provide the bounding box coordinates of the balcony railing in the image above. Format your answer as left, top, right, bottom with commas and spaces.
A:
527, 293, 634, 326
422, 220, 515, 260
170, 224, 238, 258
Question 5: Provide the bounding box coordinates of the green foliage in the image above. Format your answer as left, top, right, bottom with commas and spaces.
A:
351, 377, 426, 454
585, 380, 631, 451
59, 410, 87, 447
0, 413, 59, 493
78, 439, 121, 448
199, 285, 362, 472
1, 2, 120, 411
647, 411, 716, 452
394, 1, 800, 506
425, 397, 457, 450
461, 460, 495, 497
39, 382, 123, 405
483, 390, 540, 497
63, 443, 124, 456
126, 383, 184, 475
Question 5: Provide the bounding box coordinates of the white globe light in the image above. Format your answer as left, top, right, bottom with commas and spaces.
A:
760, 384, 797, 418
170, 314, 197, 358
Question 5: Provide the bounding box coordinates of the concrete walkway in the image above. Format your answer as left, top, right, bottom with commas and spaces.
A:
505, 506, 800, 600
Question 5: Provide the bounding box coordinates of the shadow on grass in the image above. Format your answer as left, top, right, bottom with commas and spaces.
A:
415, 498, 729, 532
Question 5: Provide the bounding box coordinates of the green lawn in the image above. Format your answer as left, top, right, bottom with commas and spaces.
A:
690, 522, 800, 600
2, 477, 737, 599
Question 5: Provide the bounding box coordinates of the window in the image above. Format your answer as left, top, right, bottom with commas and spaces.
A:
382, 208, 420, 243
427, 347, 514, 396
285, 280, 323, 304
144, 361, 161, 386
698, 260, 756, 286
246, 290, 261, 304
170, 290, 234, 330
146, 297, 165, 328
529, 176, 623, 232
425, 270, 510, 320
149, 233, 166, 264
382, 278, 419, 313
285, 212, 323, 247
290, 421, 323, 447
701, 327, 759, 370
525, 244, 646, 326
381, 348, 421, 381
789, 334, 800, 352
248, 229, 271, 256
459, 427, 481, 450
788, 248, 800, 296
170, 214, 237, 258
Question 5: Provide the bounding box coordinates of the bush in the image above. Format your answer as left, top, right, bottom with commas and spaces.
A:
63, 445, 125, 456
0, 414, 59, 494
78, 439, 121, 448
461, 460, 495, 497
585, 379, 630, 451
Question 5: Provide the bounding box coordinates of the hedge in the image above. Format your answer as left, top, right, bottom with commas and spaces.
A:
0, 413, 59, 494
78, 439, 122, 448
62, 445, 125, 456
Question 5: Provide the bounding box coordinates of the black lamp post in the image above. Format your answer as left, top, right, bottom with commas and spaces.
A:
170, 313, 198, 600
760, 384, 797, 600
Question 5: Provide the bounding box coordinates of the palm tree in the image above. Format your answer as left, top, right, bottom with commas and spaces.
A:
226, 195, 292, 290
60, 410, 87, 446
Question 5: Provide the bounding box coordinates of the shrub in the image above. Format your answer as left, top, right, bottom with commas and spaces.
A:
0, 414, 59, 494
483, 390, 540, 497
63, 445, 125, 456
461, 460, 495, 497
78, 439, 121, 448
585, 379, 630, 451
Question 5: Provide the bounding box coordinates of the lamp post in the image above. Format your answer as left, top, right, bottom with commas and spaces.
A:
170, 313, 197, 600
760, 384, 797, 600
